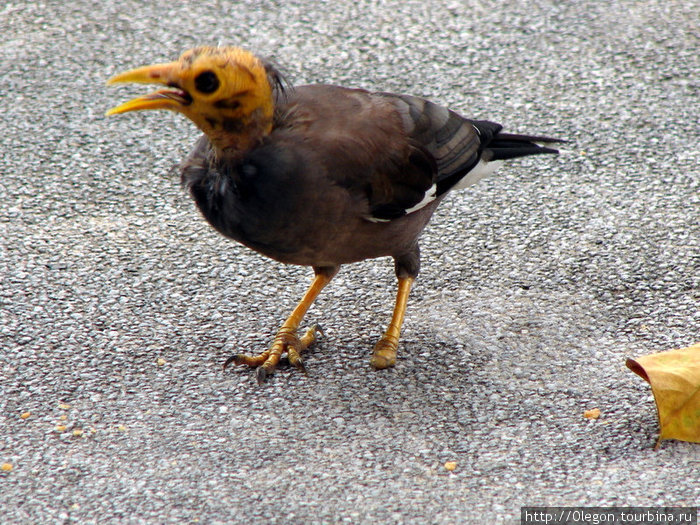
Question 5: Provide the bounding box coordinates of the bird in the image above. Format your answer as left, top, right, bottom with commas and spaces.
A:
106, 46, 562, 383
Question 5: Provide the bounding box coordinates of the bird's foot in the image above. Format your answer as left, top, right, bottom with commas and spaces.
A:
223, 324, 322, 383
370, 335, 398, 369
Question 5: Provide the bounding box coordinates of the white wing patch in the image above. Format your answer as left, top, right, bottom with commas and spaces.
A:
365, 183, 437, 223
404, 183, 437, 215
365, 159, 500, 223
452, 159, 502, 190
366, 215, 391, 223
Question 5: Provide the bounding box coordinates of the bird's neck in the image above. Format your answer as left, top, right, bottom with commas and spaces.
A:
202, 107, 274, 161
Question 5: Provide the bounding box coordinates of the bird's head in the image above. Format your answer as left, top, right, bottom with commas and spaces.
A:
107, 46, 279, 156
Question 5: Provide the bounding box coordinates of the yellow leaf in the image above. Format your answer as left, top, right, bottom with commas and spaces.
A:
626, 343, 700, 446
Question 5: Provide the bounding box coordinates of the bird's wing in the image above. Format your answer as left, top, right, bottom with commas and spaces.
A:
275, 85, 439, 223
383, 93, 486, 197
385, 93, 562, 199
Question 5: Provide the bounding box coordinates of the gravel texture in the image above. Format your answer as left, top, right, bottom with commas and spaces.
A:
1, 1, 698, 523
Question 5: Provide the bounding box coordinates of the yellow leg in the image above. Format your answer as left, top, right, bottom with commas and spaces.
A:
224, 268, 335, 382
370, 276, 414, 369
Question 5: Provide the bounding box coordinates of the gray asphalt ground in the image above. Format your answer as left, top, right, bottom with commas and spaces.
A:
1, 1, 698, 523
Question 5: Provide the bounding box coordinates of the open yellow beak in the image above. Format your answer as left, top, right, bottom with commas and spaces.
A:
105, 62, 192, 116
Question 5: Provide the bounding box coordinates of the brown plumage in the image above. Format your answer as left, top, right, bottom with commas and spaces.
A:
107, 46, 562, 382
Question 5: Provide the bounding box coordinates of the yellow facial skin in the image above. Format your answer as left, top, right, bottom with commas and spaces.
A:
107, 46, 275, 155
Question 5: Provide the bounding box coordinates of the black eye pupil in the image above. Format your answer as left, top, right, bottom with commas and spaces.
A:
195, 71, 219, 94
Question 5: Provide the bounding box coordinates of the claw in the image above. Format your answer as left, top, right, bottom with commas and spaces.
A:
288, 350, 307, 374
287, 344, 305, 371
223, 351, 269, 369
256, 366, 270, 384
222, 354, 238, 370
299, 323, 322, 348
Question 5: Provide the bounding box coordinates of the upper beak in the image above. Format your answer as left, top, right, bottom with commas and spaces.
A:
105, 62, 192, 116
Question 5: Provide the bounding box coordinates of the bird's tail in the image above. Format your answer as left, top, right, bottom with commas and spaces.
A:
471, 120, 564, 160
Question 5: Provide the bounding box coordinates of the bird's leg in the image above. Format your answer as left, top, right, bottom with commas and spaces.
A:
224, 266, 337, 382
370, 276, 414, 369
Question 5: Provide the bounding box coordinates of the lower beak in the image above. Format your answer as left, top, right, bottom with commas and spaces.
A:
105, 62, 190, 115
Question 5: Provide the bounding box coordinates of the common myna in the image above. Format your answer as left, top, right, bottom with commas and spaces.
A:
107, 46, 561, 382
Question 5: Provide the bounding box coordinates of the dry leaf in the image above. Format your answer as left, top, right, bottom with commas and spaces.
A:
626, 343, 700, 446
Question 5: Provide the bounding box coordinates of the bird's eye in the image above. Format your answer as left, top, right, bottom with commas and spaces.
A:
194, 71, 220, 94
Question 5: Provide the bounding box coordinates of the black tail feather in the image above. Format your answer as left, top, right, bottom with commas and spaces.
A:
471, 120, 564, 161
494, 132, 566, 144
488, 140, 560, 160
